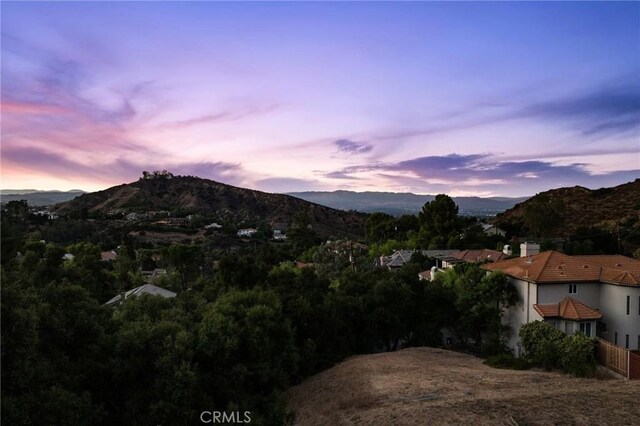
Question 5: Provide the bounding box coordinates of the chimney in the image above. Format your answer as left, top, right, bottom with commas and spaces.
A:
430, 266, 438, 281
520, 242, 540, 258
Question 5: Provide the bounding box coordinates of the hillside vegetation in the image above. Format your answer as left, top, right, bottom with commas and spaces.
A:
53, 175, 366, 238
288, 347, 640, 426
494, 179, 640, 247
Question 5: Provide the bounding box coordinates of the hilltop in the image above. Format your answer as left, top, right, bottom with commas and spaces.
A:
288, 347, 640, 425
53, 175, 366, 238
494, 179, 640, 236
288, 190, 528, 216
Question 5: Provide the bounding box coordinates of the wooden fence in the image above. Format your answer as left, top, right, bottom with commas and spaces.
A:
596, 338, 640, 379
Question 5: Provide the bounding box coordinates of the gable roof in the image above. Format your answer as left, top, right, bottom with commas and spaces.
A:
451, 249, 508, 263
482, 251, 640, 287
533, 297, 603, 321
104, 284, 177, 306
384, 249, 460, 267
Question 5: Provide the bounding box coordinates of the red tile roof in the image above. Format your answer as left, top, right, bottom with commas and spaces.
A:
451, 249, 508, 263
533, 297, 603, 321
482, 251, 640, 286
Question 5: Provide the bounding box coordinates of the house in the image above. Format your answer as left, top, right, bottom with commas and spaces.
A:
482, 223, 506, 237
104, 283, 177, 306
379, 249, 460, 271
204, 222, 223, 229
273, 229, 287, 241
483, 244, 640, 354
441, 249, 509, 268
237, 228, 258, 237
100, 250, 118, 262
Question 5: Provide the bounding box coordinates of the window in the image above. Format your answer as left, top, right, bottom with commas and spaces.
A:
579, 322, 592, 337
569, 284, 577, 294
626, 335, 629, 349
627, 295, 630, 315
615, 332, 618, 345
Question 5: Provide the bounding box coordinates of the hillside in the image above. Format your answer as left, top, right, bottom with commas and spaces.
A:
288, 347, 640, 425
53, 175, 366, 238
495, 179, 640, 236
288, 191, 528, 216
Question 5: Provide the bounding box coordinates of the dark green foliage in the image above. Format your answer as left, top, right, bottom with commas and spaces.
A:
433, 265, 519, 354
484, 353, 531, 370
418, 194, 461, 248
519, 321, 597, 377
560, 332, 597, 377
520, 321, 565, 370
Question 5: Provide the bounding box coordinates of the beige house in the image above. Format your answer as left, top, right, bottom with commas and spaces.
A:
483, 249, 640, 355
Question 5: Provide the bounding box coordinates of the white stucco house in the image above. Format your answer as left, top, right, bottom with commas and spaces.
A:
237, 228, 258, 237
482, 223, 506, 237
483, 245, 640, 355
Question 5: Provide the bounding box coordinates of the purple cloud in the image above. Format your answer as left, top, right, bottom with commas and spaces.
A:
334, 139, 373, 155
323, 153, 640, 195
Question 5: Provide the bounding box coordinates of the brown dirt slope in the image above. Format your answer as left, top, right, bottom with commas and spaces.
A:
288, 347, 640, 426
494, 179, 640, 236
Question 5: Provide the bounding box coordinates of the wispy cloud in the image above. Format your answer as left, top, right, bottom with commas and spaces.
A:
1, 145, 247, 187
512, 81, 640, 137
322, 153, 640, 195
159, 104, 282, 129
334, 139, 373, 155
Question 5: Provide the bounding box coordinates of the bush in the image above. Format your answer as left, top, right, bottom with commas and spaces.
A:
484, 353, 531, 370
520, 321, 565, 370
520, 322, 598, 377
560, 332, 597, 377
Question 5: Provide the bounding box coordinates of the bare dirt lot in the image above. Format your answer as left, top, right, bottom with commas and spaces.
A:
288, 347, 640, 425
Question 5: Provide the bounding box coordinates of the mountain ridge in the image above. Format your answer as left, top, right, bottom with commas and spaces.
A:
53, 175, 366, 238
494, 179, 640, 237
288, 190, 529, 216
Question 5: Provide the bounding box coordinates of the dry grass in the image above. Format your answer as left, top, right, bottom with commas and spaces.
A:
288, 347, 640, 425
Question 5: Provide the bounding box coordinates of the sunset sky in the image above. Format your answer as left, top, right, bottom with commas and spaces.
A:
2, 2, 639, 197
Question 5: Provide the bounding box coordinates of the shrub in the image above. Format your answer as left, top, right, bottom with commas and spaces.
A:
519, 321, 564, 370
560, 332, 597, 377
484, 353, 531, 370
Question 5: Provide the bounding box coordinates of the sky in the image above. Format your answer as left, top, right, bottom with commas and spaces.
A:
1, 1, 639, 197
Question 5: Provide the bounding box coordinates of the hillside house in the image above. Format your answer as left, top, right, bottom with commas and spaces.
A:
101, 250, 118, 262
482, 223, 506, 237
483, 245, 640, 355
104, 283, 176, 307
380, 249, 460, 271
237, 228, 258, 237
273, 229, 287, 240
441, 249, 509, 268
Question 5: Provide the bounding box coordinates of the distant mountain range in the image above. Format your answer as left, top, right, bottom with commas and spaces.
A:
1, 189, 85, 206
287, 191, 529, 216
52, 176, 366, 238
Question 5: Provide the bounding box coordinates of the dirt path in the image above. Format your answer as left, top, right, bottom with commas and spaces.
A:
288, 347, 640, 425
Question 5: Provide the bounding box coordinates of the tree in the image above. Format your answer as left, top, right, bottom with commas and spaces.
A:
523, 195, 565, 237
197, 289, 298, 424
433, 265, 518, 353
365, 212, 396, 243
287, 209, 319, 253
163, 244, 202, 289
418, 195, 461, 248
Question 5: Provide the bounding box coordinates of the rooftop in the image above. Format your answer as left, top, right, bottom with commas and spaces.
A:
533, 297, 603, 321
483, 251, 640, 286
